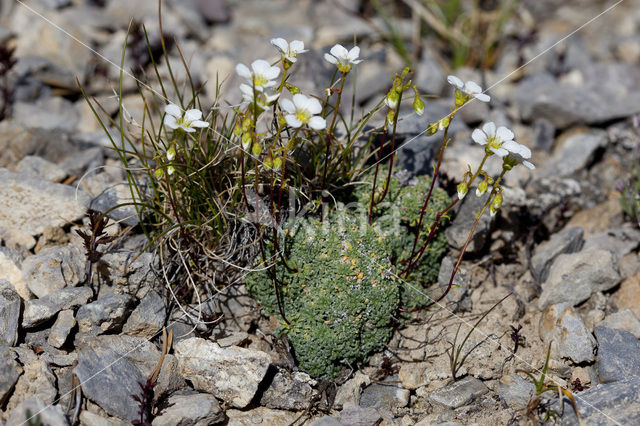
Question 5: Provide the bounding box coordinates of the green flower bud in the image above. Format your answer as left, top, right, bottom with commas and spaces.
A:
386, 109, 395, 124
166, 146, 176, 161
252, 142, 263, 156
241, 133, 252, 150
273, 156, 283, 170
457, 182, 468, 200
454, 89, 469, 107
476, 179, 488, 197
242, 117, 251, 132
439, 116, 450, 130
385, 90, 399, 110
167, 165, 175, 176
427, 122, 439, 135
285, 82, 300, 94
154, 168, 164, 179
233, 122, 243, 137
263, 157, 273, 170
413, 96, 425, 116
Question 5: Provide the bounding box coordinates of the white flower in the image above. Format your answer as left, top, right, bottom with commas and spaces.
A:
503, 141, 535, 170
324, 44, 362, 73
239, 84, 280, 111
472, 122, 515, 157
164, 104, 209, 133
235, 59, 280, 92
447, 75, 490, 103
271, 38, 307, 63
280, 94, 326, 130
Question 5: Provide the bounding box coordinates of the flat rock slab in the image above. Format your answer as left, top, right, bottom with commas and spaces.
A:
22, 287, 92, 328
22, 245, 86, 298
560, 376, 640, 426
538, 248, 620, 309
76, 294, 135, 335
0, 345, 22, 404
531, 226, 584, 283
539, 303, 596, 363
259, 368, 315, 411
174, 337, 270, 408
152, 392, 224, 426
428, 376, 488, 409
74, 339, 145, 421
0, 168, 89, 247
594, 326, 640, 384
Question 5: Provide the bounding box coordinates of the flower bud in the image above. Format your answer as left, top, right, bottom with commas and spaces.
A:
277, 114, 287, 127
285, 82, 300, 94
252, 142, 263, 156
241, 133, 252, 150
454, 89, 469, 107
154, 168, 164, 179
263, 157, 273, 170
439, 116, 450, 130
413, 96, 425, 116
167, 165, 175, 176
325, 88, 332, 97
233, 122, 243, 137
166, 146, 176, 161
273, 156, 283, 170
241, 117, 251, 132
457, 182, 468, 200
427, 122, 439, 135
386, 109, 395, 124
385, 90, 399, 110
489, 193, 503, 216
476, 179, 488, 197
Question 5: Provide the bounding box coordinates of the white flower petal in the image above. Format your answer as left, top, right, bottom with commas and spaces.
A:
490, 147, 509, 157
496, 126, 514, 142
464, 80, 482, 94
482, 122, 496, 137
347, 46, 360, 61
180, 125, 196, 133
324, 53, 337, 64
164, 115, 179, 129
308, 116, 326, 130
472, 128, 488, 145
263, 65, 280, 81
518, 144, 532, 158
285, 114, 303, 128
164, 104, 181, 118
265, 92, 280, 103
501, 140, 520, 153
290, 40, 305, 52
271, 37, 288, 53
447, 75, 464, 89
239, 83, 253, 97
280, 98, 295, 114
251, 59, 270, 74
474, 93, 491, 103
330, 44, 348, 59
350, 59, 363, 64
292, 94, 307, 109
184, 109, 203, 122
190, 120, 209, 128
235, 63, 251, 79
523, 160, 535, 169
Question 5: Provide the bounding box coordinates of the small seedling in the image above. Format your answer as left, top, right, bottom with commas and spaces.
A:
518, 343, 582, 425
510, 324, 525, 354
446, 293, 511, 381
76, 210, 116, 291
132, 328, 173, 425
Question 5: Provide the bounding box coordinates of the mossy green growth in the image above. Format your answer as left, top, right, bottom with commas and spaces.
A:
354, 168, 451, 309
246, 209, 400, 379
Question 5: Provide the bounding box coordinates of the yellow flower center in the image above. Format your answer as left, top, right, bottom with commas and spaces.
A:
296, 109, 310, 124
253, 75, 267, 87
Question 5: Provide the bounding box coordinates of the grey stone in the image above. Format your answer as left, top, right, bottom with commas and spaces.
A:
75, 339, 145, 421
78, 411, 129, 426
0, 286, 20, 346
152, 391, 224, 426
539, 303, 596, 363
47, 309, 76, 348
0, 344, 22, 404
539, 130, 607, 178
8, 359, 58, 409
58, 147, 104, 178
560, 376, 640, 426
0, 253, 31, 301
13, 97, 80, 131
194, 0, 230, 24
22, 245, 87, 298
531, 227, 584, 283
445, 189, 494, 253
15, 155, 67, 182
5, 397, 69, 426
259, 368, 314, 411
310, 416, 342, 426
0, 168, 89, 248
89, 183, 141, 227
360, 376, 410, 410
334, 371, 371, 409
428, 376, 488, 409
595, 326, 640, 384
76, 294, 135, 335
100, 251, 157, 291
524, 178, 582, 232
496, 374, 536, 410
438, 256, 471, 311
600, 309, 640, 339
122, 291, 165, 339
583, 228, 640, 262
512, 64, 640, 128
174, 337, 270, 408
415, 48, 446, 95
530, 118, 555, 152
538, 248, 620, 309
22, 287, 92, 328
339, 404, 382, 426
32, 0, 71, 9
